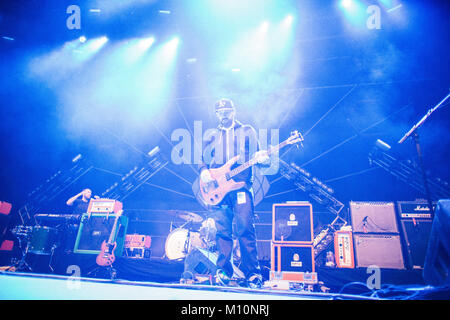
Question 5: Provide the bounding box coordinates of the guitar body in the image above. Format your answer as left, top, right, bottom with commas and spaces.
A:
96, 240, 117, 267
197, 131, 303, 207
199, 156, 246, 206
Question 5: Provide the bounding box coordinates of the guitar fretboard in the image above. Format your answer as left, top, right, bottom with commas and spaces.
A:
228, 139, 290, 179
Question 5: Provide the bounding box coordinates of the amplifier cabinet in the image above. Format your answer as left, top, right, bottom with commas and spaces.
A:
353, 234, 405, 269
125, 234, 151, 249
334, 230, 355, 268
73, 213, 128, 255
272, 202, 313, 244
400, 219, 433, 269
271, 243, 315, 273
350, 201, 399, 234
87, 199, 123, 214
397, 201, 435, 219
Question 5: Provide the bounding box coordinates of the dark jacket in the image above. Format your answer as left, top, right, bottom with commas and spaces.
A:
198, 120, 260, 190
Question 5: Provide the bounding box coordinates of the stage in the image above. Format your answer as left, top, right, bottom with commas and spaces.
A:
1, 0, 450, 304
0, 270, 403, 300
1, 253, 447, 300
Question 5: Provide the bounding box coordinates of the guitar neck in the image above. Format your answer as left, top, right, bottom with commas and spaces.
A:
107, 213, 121, 244
228, 139, 290, 178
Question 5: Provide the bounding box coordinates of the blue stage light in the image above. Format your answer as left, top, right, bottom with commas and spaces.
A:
260, 21, 270, 33
138, 37, 155, 56
341, 0, 353, 9
283, 14, 294, 26
338, 0, 367, 27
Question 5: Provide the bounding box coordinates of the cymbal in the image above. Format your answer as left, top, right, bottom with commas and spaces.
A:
177, 211, 204, 223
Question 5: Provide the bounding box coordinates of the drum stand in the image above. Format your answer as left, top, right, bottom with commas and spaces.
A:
8, 239, 33, 272
48, 244, 58, 273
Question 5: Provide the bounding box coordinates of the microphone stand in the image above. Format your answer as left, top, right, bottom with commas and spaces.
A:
398, 91, 450, 216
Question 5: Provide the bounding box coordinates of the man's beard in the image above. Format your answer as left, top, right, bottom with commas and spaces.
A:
220, 117, 233, 127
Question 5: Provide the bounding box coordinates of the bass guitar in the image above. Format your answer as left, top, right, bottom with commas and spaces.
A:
198, 130, 304, 206
96, 210, 123, 267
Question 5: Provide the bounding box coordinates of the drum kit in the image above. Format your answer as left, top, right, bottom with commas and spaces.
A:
9, 224, 60, 272
164, 210, 242, 263
164, 210, 219, 261
8, 214, 81, 272
7, 209, 236, 271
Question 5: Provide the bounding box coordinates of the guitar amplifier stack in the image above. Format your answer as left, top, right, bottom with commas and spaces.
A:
397, 200, 434, 269
73, 199, 128, 255
350, 201, 405, 269
269, 202, 317, 284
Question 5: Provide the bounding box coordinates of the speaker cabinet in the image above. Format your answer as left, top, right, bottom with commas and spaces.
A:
73, 213, 128, 256
353, 234, 405, 269
271, 243, 315, 273
400, 219, 433, 269
272, 202, 313, 244
350, 201, 399, 234
423, 199, 450, 286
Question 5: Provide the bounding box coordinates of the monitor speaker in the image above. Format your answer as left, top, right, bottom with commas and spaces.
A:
184, 247, 244, 278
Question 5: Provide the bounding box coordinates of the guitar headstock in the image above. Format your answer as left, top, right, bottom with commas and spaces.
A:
287, 130, 304, 146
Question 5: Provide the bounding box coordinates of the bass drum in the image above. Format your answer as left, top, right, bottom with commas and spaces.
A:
28, 226, 59, 255
165, 228, 205, 260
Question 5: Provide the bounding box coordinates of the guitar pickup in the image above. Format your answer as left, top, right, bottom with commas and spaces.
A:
202, 180, 219, 193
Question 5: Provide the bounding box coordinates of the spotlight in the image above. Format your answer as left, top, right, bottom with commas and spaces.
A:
375, 139, 391, 151
164, 37, 180, 51
138, 37, 155, 50
283, 15, 294, 25
341, 0, 353, 8
260, 21, 269, 32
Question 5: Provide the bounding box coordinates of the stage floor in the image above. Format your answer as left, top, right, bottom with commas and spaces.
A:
0, 270, 378, 300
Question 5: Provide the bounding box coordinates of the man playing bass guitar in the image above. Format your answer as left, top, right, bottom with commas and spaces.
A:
198, 98, 271, 288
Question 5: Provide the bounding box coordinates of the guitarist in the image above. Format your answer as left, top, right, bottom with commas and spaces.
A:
199, 98, 270, 288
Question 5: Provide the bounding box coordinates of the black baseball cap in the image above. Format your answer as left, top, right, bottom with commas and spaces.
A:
214, 98, 235, 111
